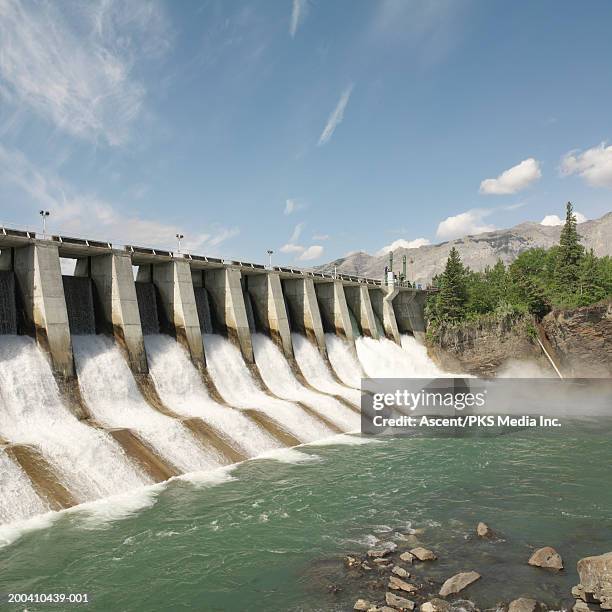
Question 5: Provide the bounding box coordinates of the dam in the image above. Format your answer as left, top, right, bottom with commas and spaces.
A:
0, 226, 432, 527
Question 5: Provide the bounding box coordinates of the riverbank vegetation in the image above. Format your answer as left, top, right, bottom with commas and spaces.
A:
426, 203, 612, 336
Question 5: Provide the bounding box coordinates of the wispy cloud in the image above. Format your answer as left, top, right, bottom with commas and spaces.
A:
312, 233, 329, 241
289, 222, 304, 243
0, 0, 171, 146
284, 198, 306, 215
318, 84, 354, 146
280, 243, 304, 254
298, 245, 324, 261
289, 0, 307, 37
560, 142, 612, 188
0, 144, 237, 253
480, 158, 542, 195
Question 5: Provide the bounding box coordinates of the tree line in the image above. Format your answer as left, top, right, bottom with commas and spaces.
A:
426, 203, 612, 331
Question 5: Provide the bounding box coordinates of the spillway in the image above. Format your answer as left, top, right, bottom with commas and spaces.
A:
252, 334, 359, 432
356, 334, 448, 377
72, 335, 223, 474
144, 334, 280, 457
291, 333, 361, 407
0, 336, 150, 503
325, 333, 363, 388
0, 450, 49, 525
202, 334, 335, 442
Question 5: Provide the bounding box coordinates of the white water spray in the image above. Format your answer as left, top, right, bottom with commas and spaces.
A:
144, 334, 280, 457
72, 335, 223, 473
0, 336, 150, 503
252, 334, 359, 432
325, 333, 363, 388
291, 333, 361, 407
0, 450, 49, 525
202, 334, 335, 442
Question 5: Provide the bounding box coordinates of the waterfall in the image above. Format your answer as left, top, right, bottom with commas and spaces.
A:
144, 334, 279, 457
291, 333, 360, 407
0, 336, 151, 505
135, 282, 160, 334
0, 271, 17, 335
72, 335, 223, 473
62, 276, 96, 335
356, 334, 449, 377
193, 286, 214, 334
202, 334, 335, 442
325, 333, 363, 388
0, 450, 49, 525
252, 334, 359, 432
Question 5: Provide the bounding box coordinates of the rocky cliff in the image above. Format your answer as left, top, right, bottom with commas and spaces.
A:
542, 300, 612, 377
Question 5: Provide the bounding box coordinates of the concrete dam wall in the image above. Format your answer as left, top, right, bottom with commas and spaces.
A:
0, 228, 431, 526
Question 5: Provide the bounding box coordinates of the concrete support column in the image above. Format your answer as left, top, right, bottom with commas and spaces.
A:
393, 290, 427, 342
152, 259, 206, 370
0, 248, 12, 271
89, 252, 148, 374
282, 277, 326, 355
314, 280, 355, 342
205, 267, 254, 363
246, 272, 293, 359
345, 285, 379, 339
383, 285, 401, 344
13, 242, 74, 378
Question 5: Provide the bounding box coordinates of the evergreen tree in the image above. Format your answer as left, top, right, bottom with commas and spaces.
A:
436, 247, 468, 321
577, 248, 606, 305
554, 201, 584, 294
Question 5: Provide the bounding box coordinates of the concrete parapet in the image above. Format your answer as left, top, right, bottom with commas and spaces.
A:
393, 290, 427, 342
89, 252, 148, 374
152, 259, 206, 370
383, 285, 401, 344
204, 267, 254, 363
344, 285, 379, 339
13, 242, 74, 378
314, 280, 354, 342
282, 277, 326, 355
246, 272, 293, 359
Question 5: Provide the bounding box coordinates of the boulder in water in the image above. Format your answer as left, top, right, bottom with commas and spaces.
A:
420, 599, 451, 612
400, 552, 415, 564
508, 598, 539, 612
410, 547, 437, 561
388, 575, 418, 593
574, 551, 612, 609
477, 522, 493, 538
354, 599, 371, 611
386, 591, 415, 610
528, 546, 563, 570
392, 565, 410, 578
439, 571, 481, 596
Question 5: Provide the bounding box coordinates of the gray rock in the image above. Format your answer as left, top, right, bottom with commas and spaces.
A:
576, 551, 612, 609
354, 599, 371, 611
410, 547, 437, 561
508, 598, 538, 612
392, 565, 410, 578
439, 571, 481, 596
573, 600, 600, 612
386, 591, 416, 610
420, 599, 452, 612
528, 547, 563, 570
477, 522, 493, 538
400, 552, 415, 564
369, 549, 392, 559
388, 575, 418, 593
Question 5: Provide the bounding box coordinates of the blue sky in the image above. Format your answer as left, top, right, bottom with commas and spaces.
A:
0, 0, 611, 266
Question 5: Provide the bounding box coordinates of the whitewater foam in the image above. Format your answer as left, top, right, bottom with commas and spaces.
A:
325, 333, 363, 388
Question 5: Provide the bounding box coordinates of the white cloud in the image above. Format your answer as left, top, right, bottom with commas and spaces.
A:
479, 158, 542, 195
318, 84, 353, 146
284, 198, 306, 215
376, 238, 430, 256
289, 222, 304, 243
289, 0, 308, 37
540, 212, 588, 226
0, 144, 237, 253
0, 0, 171, 146
280, 243, 304, 254
298, 245, 324, 261
436, 209, 495, 240
560, 143, 612, 188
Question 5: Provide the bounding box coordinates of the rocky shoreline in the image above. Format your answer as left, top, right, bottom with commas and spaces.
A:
327, 523, 612, 612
